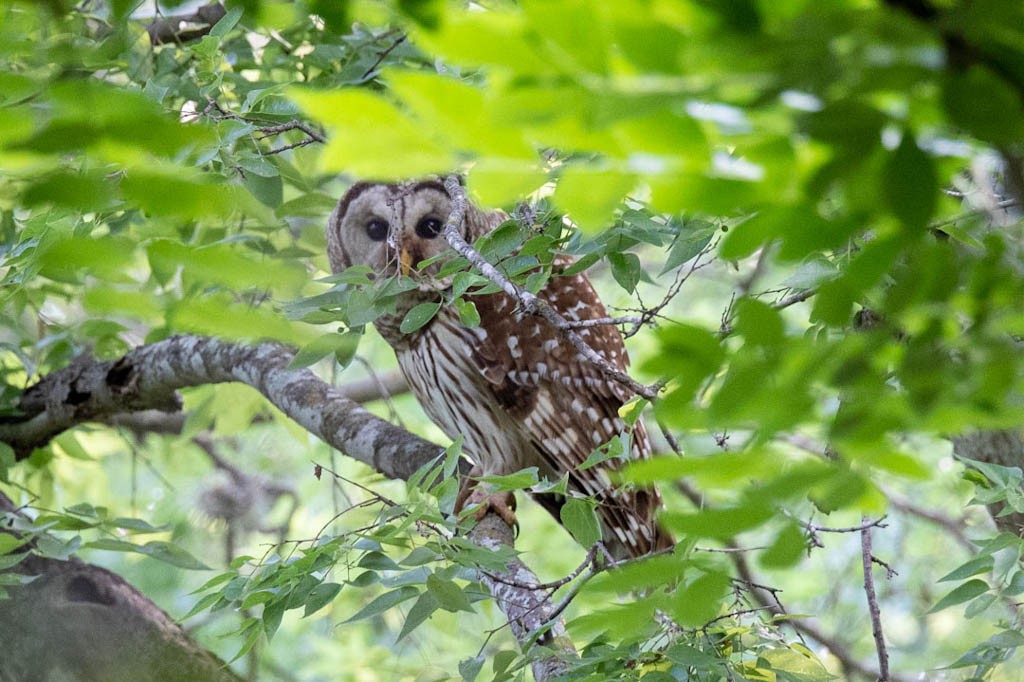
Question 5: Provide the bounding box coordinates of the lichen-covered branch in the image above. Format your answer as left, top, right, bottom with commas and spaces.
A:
0, 334, 575, 679
3, 335, 436, 480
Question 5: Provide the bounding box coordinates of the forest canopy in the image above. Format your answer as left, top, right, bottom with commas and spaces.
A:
1, 0, 1024, 680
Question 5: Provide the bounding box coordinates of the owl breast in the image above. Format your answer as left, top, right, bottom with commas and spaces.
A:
394, 307, 556, 478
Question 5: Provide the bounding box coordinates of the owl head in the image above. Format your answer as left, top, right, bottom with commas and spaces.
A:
328, 179, 486, 280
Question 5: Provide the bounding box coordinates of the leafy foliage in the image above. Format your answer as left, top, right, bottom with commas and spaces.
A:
1, 0, 1024, 680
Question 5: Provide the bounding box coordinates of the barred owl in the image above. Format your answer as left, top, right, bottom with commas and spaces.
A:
327, 180, 671, 559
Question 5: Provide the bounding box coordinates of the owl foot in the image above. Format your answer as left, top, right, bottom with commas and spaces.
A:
456, 476, 518, 530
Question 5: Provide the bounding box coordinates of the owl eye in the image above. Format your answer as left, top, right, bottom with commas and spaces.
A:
415, 217, 443, 239
365, 218, 389, 241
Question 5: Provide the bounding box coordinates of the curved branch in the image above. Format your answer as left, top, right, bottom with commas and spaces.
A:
0, 334, 575, 680
0, 492, 244, 681
4, 335, 435, 480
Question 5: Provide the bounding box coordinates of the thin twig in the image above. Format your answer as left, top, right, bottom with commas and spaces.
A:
483, 546, 597, 591
772, 288, 817, 309
361, 32, 408, 80
254, 120, 326, 142
440, 176, 660, 400
861, 516, 890, 681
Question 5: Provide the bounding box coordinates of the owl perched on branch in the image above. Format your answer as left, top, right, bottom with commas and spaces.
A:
327, 179, 671, 559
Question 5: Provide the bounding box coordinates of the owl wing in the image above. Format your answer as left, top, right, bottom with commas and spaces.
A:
467, 259, 668, 558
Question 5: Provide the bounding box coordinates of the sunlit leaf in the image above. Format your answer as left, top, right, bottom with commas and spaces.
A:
291, 89, 456, 178
400, 301, 442, 334
929, 580, 990, 613
554, 167, 635, 233
560, 497, 601, 547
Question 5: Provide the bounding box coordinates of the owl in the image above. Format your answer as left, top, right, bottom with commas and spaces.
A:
327, 179, 672, 559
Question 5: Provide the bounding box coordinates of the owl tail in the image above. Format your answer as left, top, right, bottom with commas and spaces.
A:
532, 488, 673, 560
597, 487, 674, 560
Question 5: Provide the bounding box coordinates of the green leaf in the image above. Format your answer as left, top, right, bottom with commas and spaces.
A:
243, 172, 283, 208
0, 534, 26, 556
560, 497, 601, 547
459, 656, 485, 682
39, 235, 137, 284
400, 301, 442, 334
209, 6, 243, 38
1005, 571, 1024, 596
290, 89, 456, 178
964, 592, 997, 620
669, 571, 731, 627
734, 297, 784, 347
554, 167, 635, 233
139, 541, 211, 570
0, 442, 13, 482
110, 517, 171, 534
661, 505, 773, 540
303, 582, 342, 617
607, 252, 641, 293
455, 298, 481, 328
452, 272, 489, 298
883, 133, 937, 231
263, 598, 287, 639
122, 170, 253, 220
22, 170, 115, 212
476, 468, 539, 491
148, 240, 307, 296
398, 591, 440, 641
343, 586, 419, 623
425, 573, 473, 613
35, 534, 82, 561
288, 332, 361, 369
759, 523, 806, 568
401, 546, 442, 567
170, 296, 304, 344
759, 647, 834, 681
929, 579, 990, 613
182, 593, 225, 620
228, 619, 262, 663
938, 556, 994, 583
943, 66, 1024, 146
619, 397, 647, 427
661, 219, 717, 274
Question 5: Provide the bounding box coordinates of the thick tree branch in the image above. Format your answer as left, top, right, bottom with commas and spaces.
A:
0, 335, 575, 679
4, 336, 435, 479
0, 491, 242, 681
146, 2, 227, 46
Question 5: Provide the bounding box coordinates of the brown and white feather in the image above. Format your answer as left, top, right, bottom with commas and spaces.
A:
328, 180, 671, 558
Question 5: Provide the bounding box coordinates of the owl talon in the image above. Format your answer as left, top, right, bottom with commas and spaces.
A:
456, 477, 518, 531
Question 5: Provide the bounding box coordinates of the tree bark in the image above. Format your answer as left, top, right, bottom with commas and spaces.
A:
952, 429, 1024, 535
0, 492, 242, 682
0, 335, 575, 680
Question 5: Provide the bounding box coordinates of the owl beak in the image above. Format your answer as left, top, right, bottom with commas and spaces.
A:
399, 247, 414, 276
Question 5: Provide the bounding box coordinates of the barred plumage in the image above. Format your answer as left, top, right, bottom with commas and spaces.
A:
327, 180, 671, 558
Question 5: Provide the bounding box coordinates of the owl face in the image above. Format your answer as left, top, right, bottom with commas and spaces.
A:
327, 180, 460, 278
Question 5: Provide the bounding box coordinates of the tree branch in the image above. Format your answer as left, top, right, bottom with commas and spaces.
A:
145, 2, 227, 46
0, 491, 242, 681
0, 335, 575, 679
861, 518, 890, 680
